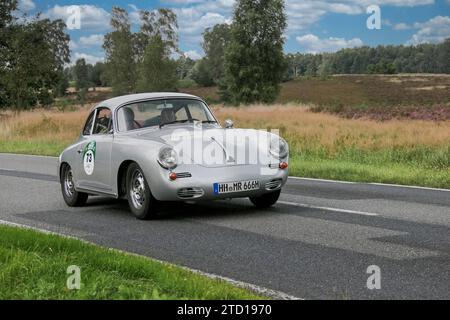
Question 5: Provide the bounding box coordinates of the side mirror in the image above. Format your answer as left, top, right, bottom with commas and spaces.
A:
224, 119, 234, 129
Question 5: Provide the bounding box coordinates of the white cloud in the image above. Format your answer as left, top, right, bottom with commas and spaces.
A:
407, 15, 450, 44
296, 34, 364, 53
285, 0, 434, 32
79, 34, 104, 47
72, 52, 104, 65
174, 8, 231, 45
184, 50, 203, 60
393, 22, 413, 30
44, 5, 110, 32
18, 0, 35, 12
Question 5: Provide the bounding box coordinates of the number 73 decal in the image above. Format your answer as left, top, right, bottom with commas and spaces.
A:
83, 141, 96, 176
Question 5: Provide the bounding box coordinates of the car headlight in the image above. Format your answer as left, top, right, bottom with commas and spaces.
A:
158, 147, 178, 170
269, 135, 288, 159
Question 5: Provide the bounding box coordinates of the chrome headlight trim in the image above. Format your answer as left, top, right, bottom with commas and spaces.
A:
269, 135, 288, 159
157, 147, 178, 170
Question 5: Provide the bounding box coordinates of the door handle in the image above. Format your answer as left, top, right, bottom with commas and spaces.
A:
77, 149, 83, 154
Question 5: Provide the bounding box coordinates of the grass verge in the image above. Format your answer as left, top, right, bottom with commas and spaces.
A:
290, 155, 450, 189
0, 225, 262, 300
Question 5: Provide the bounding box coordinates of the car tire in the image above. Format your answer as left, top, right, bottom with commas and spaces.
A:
249, 190, 281, 208
126, 163, 159, 220
61, 164, 88, 207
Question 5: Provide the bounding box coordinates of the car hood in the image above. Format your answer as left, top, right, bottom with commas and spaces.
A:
136, 125, 279, 167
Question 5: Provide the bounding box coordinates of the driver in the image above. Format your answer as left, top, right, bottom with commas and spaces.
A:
123, 107, 141, 131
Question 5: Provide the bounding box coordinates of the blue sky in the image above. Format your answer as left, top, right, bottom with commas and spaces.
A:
17, 0, 450, 64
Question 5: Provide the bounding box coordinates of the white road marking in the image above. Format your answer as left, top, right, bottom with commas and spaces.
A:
0, 219, 302, 300
278, 201, 380, 216
289, 176, 450, 192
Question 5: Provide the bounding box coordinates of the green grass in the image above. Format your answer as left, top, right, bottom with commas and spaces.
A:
0, 225, 262, 300
290, 153, 450, 189
0, 140, 66, 157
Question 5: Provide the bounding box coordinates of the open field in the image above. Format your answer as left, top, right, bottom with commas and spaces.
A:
1, 103, 449, 188
0, 225, 261, 299
184, 74, 450, 121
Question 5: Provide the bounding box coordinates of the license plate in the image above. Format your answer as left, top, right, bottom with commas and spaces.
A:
213, 180, 260, 195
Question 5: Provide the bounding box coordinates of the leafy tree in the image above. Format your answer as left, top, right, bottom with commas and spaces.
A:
103, 7, 136, 95
176, 55, 196, 80
202, 24, 231, 84
74, 59, 90, 90
136, 35, 178, 92
54, 68, 70, 97
1, 16, 70, 109
89, 62, 106, 87
0, 0, 18, 107
191, 58, 215, 87
73, 58, 91, 104
221, 0, 287, 104
135, 8, 178, 92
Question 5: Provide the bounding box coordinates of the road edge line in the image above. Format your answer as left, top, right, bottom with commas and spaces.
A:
289, 176, 450, 192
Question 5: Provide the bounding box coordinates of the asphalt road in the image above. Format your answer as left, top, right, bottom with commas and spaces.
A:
0, 153, 449, 299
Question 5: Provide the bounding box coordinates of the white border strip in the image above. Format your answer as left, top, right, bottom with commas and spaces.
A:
278, 201, 379, 217
0, 219, 302, 300
289, 176, 450, 192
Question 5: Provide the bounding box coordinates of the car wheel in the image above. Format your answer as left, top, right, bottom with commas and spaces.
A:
61, 164, 88, 207
126, 163, 159, 220
249, 190, 281, 208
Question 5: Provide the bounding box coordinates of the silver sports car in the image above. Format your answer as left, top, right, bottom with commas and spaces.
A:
58, 93, 289, 219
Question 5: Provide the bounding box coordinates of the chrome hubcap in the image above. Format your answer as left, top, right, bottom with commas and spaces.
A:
64, 169, 75, 197
130, 170, 146, 209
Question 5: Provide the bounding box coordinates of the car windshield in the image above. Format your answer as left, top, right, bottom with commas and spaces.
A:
117, 99, 217, 132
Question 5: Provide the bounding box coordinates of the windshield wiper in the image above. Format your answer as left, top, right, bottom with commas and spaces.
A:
202, 120, 218, 124
159, 120, 189, 128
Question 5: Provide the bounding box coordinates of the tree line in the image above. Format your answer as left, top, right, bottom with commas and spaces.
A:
285, 40, 450, 78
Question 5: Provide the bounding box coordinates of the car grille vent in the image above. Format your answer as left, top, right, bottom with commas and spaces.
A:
176, 172, 192, 179
265, 179, 282, 191
177, 188, 204, 199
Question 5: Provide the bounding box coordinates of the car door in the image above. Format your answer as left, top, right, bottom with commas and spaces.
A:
77, 107, 114, 194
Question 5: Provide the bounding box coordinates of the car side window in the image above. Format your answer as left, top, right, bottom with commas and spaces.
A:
83, 111, 95, 136
92, 108, 112, 135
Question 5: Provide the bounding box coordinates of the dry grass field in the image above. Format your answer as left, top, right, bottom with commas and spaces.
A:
1, 102, 449, 188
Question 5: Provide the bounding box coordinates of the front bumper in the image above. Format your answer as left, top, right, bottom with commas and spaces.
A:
149, 163, 289, 201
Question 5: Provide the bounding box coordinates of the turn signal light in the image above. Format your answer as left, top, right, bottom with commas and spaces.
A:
279, 162, 288, 170
169, 172, 177, 181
